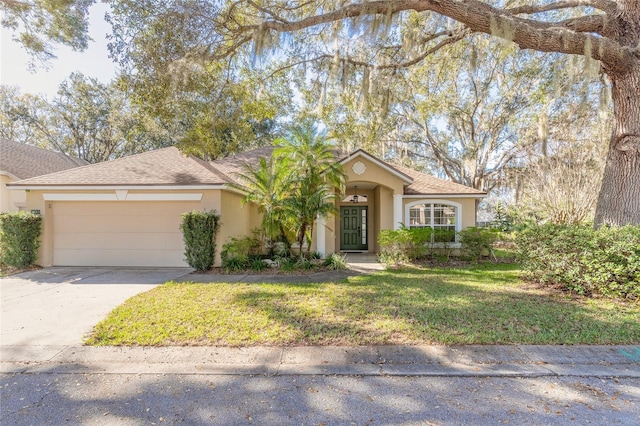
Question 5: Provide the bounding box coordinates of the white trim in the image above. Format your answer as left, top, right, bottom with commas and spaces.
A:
404, 199, 463, 232
316, 216, 326, 256
7, 184, 226, 190
393, 194, 403, 230
0, 171, 21, 181
402, 194, 486, 199
340, 151, 413, 184
125, 193, 203, 201
43, 193, 117, 201
42, 192, 203, 201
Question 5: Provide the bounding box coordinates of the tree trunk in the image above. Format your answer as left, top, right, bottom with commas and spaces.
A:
594, 0, 640, 226
594, 65, 640, 226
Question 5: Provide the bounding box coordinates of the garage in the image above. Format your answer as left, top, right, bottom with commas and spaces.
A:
52, 201, 199, 267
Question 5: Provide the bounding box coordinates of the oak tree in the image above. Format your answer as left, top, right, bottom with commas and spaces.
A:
169, 0, 638, 226
1, 0, 93, 64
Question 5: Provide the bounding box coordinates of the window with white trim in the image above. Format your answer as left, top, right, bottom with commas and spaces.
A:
408, 203, 458, 242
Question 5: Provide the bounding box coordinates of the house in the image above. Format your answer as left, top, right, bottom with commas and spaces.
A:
0, 138, 88, 213
7, 146, 486, 267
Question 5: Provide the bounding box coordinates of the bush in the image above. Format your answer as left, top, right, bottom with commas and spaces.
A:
323, 252, 348, 270
180, 210, 221, 271
221, 235, 263, 270
223, 256, 248, 272
459, 227, 499, 262
377, 227, 433, 265
516, 223, 640, 299
278, 256, 298, 271
0, 212, 42, 268
249, 257, 267, 271
296, 257, 316, 270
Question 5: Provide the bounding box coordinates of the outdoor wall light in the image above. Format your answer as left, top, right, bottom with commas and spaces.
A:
351, 186, 359, 203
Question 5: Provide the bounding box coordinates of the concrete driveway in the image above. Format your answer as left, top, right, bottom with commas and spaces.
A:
0, 267, 191, 346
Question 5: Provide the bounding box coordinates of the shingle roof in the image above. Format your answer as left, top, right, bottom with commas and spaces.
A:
0, 138, 88, 180
209, 146, 276, 182
8, 143, 484, 196
394, 164, 486, 196
9, 147, 227, 186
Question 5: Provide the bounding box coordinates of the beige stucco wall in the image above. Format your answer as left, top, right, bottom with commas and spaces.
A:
1, 175, 26, 213
342, 157, 405, 195
216, 190, 259, 265
329, 154, 405, 254
375, 185, 395, 252
25, 191, 49, 265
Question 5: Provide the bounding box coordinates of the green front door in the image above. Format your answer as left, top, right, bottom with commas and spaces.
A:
340, 206, 368, 250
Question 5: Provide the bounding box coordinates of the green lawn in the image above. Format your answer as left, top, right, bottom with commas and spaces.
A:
86, 263, 640, 346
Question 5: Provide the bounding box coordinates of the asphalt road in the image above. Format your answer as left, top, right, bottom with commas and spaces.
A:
1, 373, 638, 425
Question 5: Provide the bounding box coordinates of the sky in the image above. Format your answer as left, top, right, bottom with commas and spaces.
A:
0, 3, 116, 99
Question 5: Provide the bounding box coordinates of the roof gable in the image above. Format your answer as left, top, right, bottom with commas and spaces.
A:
339, 149, 413, 185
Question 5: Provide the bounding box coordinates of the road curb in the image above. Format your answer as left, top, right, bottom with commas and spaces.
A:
2, 344, 638, 378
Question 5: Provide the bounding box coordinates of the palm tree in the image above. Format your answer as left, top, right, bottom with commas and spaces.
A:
231, 155, 293, 249
276, 123, 347, 253
287, 180, 339, 253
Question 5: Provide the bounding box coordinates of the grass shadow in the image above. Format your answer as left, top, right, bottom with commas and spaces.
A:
87, 263, 640, 346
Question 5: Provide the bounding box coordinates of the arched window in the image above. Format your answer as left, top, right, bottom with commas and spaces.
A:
405, 200, 461, 243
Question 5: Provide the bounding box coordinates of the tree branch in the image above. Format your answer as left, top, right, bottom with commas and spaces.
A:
507, 0, 616, 15
556, 15, 605, 34
241, 0, 633, 74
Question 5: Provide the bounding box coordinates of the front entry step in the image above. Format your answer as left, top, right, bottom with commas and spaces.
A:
344, 253, 385, 273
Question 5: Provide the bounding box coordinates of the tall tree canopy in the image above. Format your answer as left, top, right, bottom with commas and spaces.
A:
106, 0, 639, 226
1, 0, 93, 64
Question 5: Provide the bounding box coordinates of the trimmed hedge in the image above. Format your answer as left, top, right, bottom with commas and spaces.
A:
378, 227, 433, 265
459, 227, 499, 262
0, 212, 42, 268
517, 223, 640, 299
180, 210, 221, 271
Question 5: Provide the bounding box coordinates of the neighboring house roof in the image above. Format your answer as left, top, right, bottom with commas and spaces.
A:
9, 147, 228, 187
0, 138, 88, 180
8, 144, 485, 196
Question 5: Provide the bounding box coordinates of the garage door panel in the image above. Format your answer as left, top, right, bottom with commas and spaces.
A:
52, 201, 199, 267
54, 249, 186, 267
54, 232, 184, 250
53, 202, 194, 216
54, 215, 182, 233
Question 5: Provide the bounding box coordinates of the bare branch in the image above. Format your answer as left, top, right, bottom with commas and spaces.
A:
246, 0, 289, 23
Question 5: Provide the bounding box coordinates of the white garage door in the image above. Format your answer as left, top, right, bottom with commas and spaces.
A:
52, 201, 200, 267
